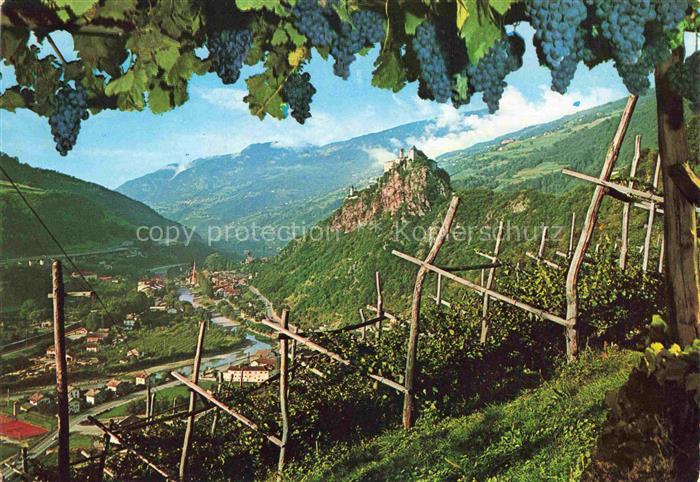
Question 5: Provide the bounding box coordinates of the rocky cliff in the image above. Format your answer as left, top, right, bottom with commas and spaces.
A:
329, 147, 451, 233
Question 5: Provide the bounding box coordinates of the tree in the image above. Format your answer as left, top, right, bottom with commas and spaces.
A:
1, 0, 698, 389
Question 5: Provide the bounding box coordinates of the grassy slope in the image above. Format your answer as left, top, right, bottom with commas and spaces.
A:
294, 349, 638, 482
0, 153, 206, 259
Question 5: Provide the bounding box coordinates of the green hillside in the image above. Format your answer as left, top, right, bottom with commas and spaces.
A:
253, 160, 663, 329
438, 92, 659, 192
289, 348, 639, 481
0, 153, 208, 260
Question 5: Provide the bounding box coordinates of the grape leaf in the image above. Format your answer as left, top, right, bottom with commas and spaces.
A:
155, 47, 180, 72
0, 88, 27, 112
456, 0, 469, 34
105, 71, 135, 96
490, 0, 518, 16
271, 28, 289, 47
459, 0, 501, 64
372, 50, 406, 92
148, 84, 171, 114
96, 0, 137, 20
236, 0, 288, 16
284, 24, 306, 47
404, 12, 424, 35
54, 0, 99, 17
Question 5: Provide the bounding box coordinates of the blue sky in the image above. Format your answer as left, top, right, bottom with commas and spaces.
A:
0, 25, 633, 189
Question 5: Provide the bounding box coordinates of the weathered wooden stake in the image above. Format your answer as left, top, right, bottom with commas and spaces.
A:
21, 446, 28, 474
145, 382, 151, 420
96, 433, 110, 482
565, 94, 637, 360
172, 395, 178, 415
359, 309, 366, 340
642, 155, 662, 272
568, 212, 577, 258
481, 220, 504, 344
52, 260, 70, 482
619, 134, 642, 270
149, 392, 156, 419
210, 384, 220, 437
375, 272, 383, 342
278, 309, 290, 474
435, 273, 442, 306
403, 196, 460, 429
658, 235, 666, 274
179, 320, 207, 482
537, 226, 549, 259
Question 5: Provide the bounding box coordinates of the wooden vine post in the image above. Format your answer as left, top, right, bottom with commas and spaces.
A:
619, 134, 642, 270
403, 196, 460, 429
95, 433, 110, 482
655, 47, 700, 346
278, 309, 290, 473
179, 319, 207, 482
565, 94, 637, 360
375, 272, 383, 342
568, 212, 576, 258
642, 155, 662, 272
52, 260, 70, 482
480, 220, 504, 343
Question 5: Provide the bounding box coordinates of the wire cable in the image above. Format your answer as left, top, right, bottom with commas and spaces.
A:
0, 162, 118, 325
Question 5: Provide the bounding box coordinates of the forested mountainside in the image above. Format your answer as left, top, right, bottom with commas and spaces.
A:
0, 153, 209, 260
439, 92, 659, 192
253, 146, 663, 328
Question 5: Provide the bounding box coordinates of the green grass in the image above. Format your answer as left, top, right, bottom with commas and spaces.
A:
293, 348, 638, 481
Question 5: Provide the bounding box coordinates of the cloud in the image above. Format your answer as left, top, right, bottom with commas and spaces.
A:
363, 147, 395, 167
407, 85, 623, 158
196, 87, 249, 112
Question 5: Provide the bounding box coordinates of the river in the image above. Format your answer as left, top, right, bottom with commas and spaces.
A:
177, 287, 272, 374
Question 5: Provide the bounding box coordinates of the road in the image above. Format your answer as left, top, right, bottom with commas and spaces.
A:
248, 285, 276, 319
0, 247, 131, 267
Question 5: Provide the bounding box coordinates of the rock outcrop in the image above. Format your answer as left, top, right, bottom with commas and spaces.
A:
329, 147, 451, 233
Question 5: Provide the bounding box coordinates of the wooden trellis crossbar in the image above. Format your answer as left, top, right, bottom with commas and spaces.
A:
311, 314, 386, 334
365, 305, 398, 322
88, 416, 176, 481
257, 318, 408, 394
391, 250, 571, 327
170, 371, 284, 447
562, 168, 663, 204
525, 252, 562, 270
434, 262, 501, 271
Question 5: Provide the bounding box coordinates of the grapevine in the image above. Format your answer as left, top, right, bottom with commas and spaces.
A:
291, 0, 336, 47
282, 72, 317, 124
595, 0, 656, 65
467, 34, 524, 113
48, 84, 89, 156
527, 0, 588, 68
330, 10, 385, 79
655, 0, 691, 32
550, 29, 594, 94
208, 29, 253, 85
669, 51, 700, 110
412, 22, 452, 103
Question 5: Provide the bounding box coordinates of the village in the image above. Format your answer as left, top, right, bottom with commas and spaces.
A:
1, 261, 278, 465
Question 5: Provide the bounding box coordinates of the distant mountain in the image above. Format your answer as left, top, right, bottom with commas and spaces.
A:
116, 119, 460, 255
0, 153, 209, 261
117, 92, 667, 256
